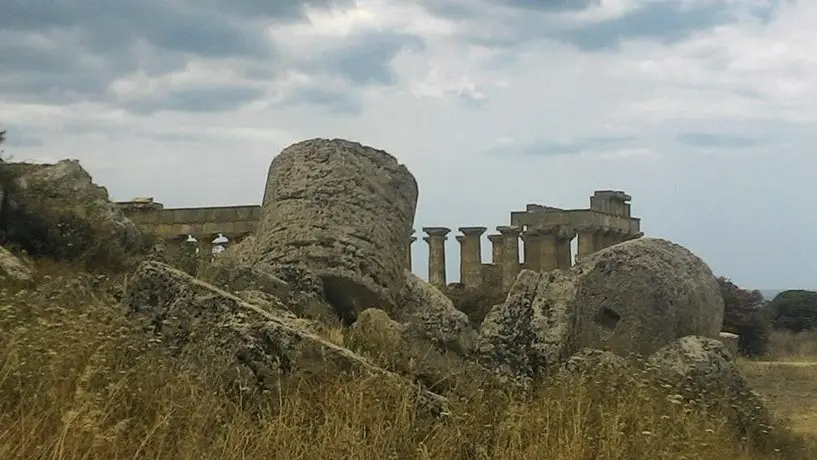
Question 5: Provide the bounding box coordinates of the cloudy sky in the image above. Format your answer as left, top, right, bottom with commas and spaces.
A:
2, 0, 815, 290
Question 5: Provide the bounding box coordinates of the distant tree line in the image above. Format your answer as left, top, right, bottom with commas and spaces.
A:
719, 277, 817, 357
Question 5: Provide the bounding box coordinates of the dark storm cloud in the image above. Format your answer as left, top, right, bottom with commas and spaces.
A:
488, 135, 637, 156
120, 85, 267, 115
675, 132, 764, 149
417, 0, 600, 19
308, 33, 426, 85
555, 1, 735, 51
0, 0, 425, 112
278, 86, 363, 115
418, 0, 739, 52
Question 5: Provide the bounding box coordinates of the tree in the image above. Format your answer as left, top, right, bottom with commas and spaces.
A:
718, 277, 770, 357
766, 290, 817, 332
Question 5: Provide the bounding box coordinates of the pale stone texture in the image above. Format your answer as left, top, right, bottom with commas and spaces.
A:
477, 269, 580, 381
0, 246, 33, 285
124, 261, 446, 415
571, 238, 724, 357
395, 270, 476, 354
718, 331, 739, 357
478, 238, 724, 381
255, 139, 418, 322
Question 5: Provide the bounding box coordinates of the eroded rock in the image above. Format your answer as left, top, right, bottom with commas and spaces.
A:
253, 138, 418, 322
2, 159, 143, 264
478, 238, 725, 381
124, 261, 447, 415
0, 246, 33, 286
648, 336, 773, 439
395, 271, 477, 354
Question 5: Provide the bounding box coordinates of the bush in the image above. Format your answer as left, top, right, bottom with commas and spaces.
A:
718, 277, 771, 357
767, 290, 817, 333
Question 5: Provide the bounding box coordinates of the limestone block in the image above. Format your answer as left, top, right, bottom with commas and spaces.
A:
124, 261, 447, 415
255, 139, 418, 322
718, 331, 739, 357
477, 238, 725, 381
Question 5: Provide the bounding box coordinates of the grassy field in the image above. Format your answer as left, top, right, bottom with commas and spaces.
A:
1, 267, 816, 459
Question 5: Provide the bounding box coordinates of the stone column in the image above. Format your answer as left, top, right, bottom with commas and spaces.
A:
407, 233, 417, 271
536, 226, 560, 272
423, 227, 450, 288
487, 234, 504, 264
497, 225, 522, 290
595, 228, 613, 251
458, 226, 487, 288
556, 226, 576, 269
576, 226, 599, 262
521, 228, 542, 271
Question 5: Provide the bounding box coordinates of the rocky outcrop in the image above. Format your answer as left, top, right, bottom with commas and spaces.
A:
571, 238, 724, 356
395, 271, 476, 354
0, 246, 33, 286
478, 238, 725, 381
123, 261, 446, 415
346, 308, 491, 394
253, 139, 419, 323
1, 159, 143, 265
478, 269, 579, 382
648, 336, 773, 439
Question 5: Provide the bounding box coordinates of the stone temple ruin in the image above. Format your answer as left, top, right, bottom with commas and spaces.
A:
115, 189, 643, 292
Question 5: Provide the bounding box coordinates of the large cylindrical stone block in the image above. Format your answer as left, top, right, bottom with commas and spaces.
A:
257, 138, 418, 322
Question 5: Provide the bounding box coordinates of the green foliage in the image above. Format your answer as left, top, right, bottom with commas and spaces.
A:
718, 277, 770, 357
767, 290, 817, 333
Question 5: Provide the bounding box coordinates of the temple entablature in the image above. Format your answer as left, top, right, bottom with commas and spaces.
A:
116, 189, 644, 291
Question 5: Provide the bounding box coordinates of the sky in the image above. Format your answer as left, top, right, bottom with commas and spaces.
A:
1, 0, 815, 290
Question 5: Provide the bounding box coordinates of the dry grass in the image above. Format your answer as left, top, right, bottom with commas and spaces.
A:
0, 269, 814, 459
763, 330, 817, 361
740, 360, 817, 439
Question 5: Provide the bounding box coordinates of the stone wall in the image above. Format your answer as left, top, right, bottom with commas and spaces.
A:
117, 189, 643, 290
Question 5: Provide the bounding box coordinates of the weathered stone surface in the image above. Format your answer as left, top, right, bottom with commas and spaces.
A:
254, 138, 418, 322
0, 246, 33, 286
347, 308, 491, 394
3, 159, 143, 259
124, 261, 446, 415
477, 238, 724, 381
718, 331, 739, 357
477, 269, 579, 382
571, 238, 724, 356
648, 336, 773, 438
209, 261, 291, 299
395, 270, 476, 354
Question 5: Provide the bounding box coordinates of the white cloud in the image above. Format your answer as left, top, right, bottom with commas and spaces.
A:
2, 0, 816, 289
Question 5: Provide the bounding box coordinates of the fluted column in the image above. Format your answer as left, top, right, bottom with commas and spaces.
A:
497, 225, 522, 290
521, 228, 542, 271
536, 226, 559, 272
458, 226, 487, 288
556, 226, 576, 269
422, 227, 450, 288
488, 234, 504, 264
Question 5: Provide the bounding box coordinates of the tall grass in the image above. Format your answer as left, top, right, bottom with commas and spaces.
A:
0, 270, 814, 459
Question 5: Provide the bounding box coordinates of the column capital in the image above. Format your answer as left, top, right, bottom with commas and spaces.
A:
458, 226, 488, 237
487, 233, 503, 243
496, 225, 522, 236
409, 228, 416, 236
422, 226, 451, 237
409, 236, 417, 244
455, 235, 466, 244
